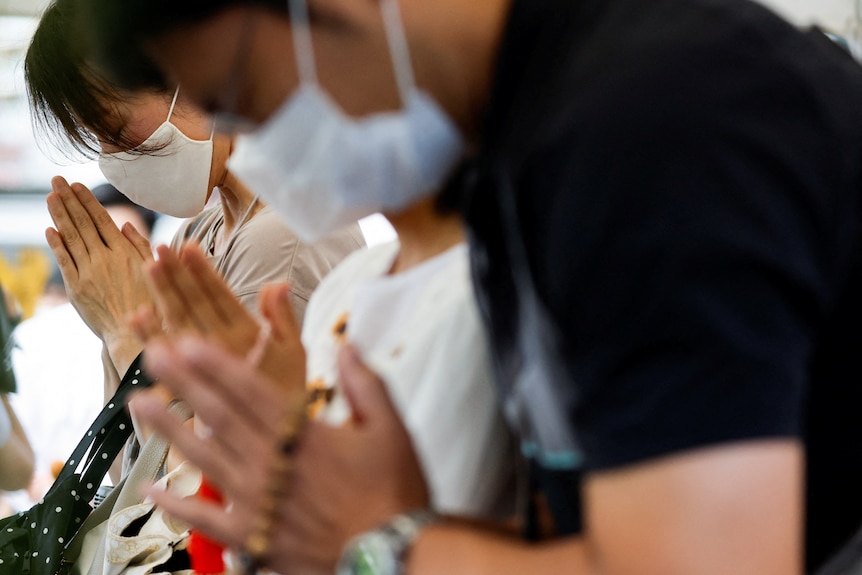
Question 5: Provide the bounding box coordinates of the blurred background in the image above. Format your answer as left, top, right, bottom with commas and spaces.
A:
0, 0, 857, 319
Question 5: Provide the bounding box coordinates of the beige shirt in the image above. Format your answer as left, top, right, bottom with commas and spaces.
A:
172, 203, 366, 324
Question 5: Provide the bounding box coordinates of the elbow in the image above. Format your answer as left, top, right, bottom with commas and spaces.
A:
0, 441, 35, 492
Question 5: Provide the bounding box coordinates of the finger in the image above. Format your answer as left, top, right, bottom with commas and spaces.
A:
178, 244, 258, 340
70, 182, 125, 246
46, 185, 90, 265
133, 379, 262, 492
336, 344, 399, 425
122, 222, 155, 262
51, 176, 106, 253
157, 245, 231, 337
145, 482, 246, 550
146, 248, 198, 334
45, 227, 78, 283
260, 283, 300, 346
258, 284, 306, 388
143, 340, 288, 461
132, 389, 226, 477
147, 338, 296, 438
134, 393, 269, 514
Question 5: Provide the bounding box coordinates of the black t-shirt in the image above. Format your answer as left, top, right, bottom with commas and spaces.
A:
457, 0, 862, 570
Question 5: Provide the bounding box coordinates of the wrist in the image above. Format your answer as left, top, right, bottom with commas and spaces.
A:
104, 333, 143, 377
337, 509, 438, 575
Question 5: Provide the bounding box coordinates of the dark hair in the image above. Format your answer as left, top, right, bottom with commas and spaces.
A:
79, 0, 287, 91
24, 0, 169, 159
91, 183, 158, 233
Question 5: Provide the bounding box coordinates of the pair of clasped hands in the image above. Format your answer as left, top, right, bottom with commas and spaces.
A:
45, 176, 429, 575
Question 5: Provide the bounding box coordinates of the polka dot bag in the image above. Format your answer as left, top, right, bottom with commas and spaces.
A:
0, 353, 151, 574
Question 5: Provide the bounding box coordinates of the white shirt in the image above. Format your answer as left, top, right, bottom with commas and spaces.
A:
303, 242, 515, 518
8, 303, 107, 508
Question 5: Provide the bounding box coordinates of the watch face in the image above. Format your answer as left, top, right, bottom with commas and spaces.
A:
339, 532, 399, 575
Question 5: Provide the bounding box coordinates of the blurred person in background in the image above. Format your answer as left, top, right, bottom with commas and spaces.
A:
0, 285, 34, 515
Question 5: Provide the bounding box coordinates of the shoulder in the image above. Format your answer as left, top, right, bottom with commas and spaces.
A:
236, 208, 365, 269
288, 223, 368, 285
301, 242, 398, 369
220, 206, 304, 270
306, 241, 400, 305
233, 205, 299, 246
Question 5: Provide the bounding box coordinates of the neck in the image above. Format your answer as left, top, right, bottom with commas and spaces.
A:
384, 198, 464, 275
216, 171, 258, 237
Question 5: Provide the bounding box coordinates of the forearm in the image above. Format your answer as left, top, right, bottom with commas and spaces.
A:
0, 396, 34, 491
408, 523, 592, 575
101, 345, 126, 483
102, 341, 142, 439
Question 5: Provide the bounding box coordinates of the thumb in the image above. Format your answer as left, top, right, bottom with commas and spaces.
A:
337, 344, 398, 426
260, 283, 299, 345
123, 222, 155, 261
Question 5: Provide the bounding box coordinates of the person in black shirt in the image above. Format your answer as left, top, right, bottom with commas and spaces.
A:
74, 0, 862, 572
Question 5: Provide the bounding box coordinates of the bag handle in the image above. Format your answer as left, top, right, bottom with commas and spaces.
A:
115, 400, 193, 511
49, 353, 153, 508
64, 400, 193, 563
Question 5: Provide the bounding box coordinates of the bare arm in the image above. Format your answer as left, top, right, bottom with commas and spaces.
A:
409, 441, 801, 575
0, 394, 34, 491
131, 337, 802, 575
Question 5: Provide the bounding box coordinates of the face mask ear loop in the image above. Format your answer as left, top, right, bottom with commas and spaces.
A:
167, 86, 181, 121
380, 0, 416, 107
288, 0, 319, 86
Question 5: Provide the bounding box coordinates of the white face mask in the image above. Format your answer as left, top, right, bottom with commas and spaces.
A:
227, 0, 465, 242
99, 88, 214, 218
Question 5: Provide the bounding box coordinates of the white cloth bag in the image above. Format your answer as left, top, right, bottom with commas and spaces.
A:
69, 402, 196, 575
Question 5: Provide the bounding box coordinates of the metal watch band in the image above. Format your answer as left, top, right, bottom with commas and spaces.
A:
387, 509, 438, 569
337, 509, 438, 575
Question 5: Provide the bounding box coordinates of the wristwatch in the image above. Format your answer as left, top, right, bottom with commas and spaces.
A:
336, 510, 437, 575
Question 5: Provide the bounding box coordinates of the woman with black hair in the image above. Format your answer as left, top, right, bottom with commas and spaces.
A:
24, 0, 364, 474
